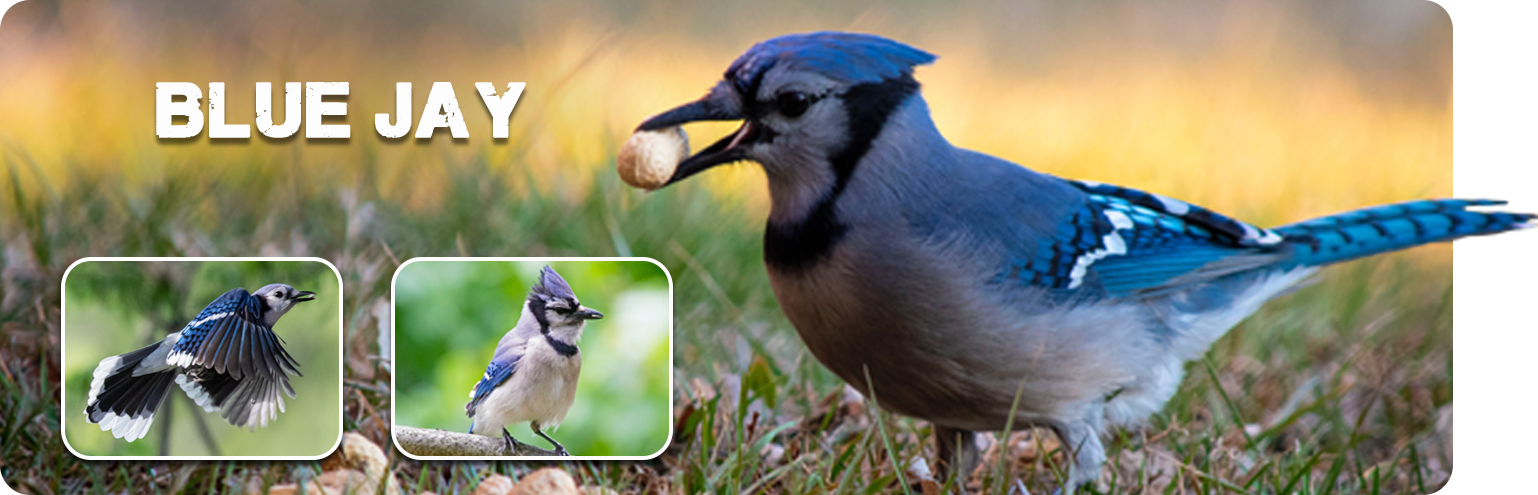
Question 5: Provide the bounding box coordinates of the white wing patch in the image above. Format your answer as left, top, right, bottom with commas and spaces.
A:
469, 371, 493, 399
1068, 210, 1134, 289
1152, 193, 1191, 215
167, 314, 224, 367
175, 374, 221, 413
1239, 223, 1284, 246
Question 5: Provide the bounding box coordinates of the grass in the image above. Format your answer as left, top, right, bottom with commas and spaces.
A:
0, 151, 1453, 493
0, 2, 1456, 492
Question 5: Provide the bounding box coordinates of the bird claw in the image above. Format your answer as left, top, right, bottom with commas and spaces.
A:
532, 426, 570, 456
501, 428, 525, 454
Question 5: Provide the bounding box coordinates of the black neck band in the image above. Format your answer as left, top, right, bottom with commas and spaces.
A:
545, 334, 578, 357
764, 74, 920, 273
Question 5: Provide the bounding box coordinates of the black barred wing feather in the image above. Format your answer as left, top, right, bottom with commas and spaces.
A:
1008, 181, 1534, 301
223, 373, 294, 430
465, 357, 519, 417
167, 288, 302, 429
1000, 181, 1291, 298
176, 369, 297, 430
168, 288, 301, 380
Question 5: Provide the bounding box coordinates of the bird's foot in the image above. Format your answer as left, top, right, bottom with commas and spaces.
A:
532, 425, 570, 456
501, 428, 526, 454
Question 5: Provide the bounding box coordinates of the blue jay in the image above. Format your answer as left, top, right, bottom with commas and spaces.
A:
84, 284, 311, 442
465, 266, 603, 456
636, 32, 1534, 488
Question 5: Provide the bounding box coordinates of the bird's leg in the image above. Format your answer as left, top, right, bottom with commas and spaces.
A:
531, 422, 570, 456
933, 425, 979, 487
501, 427, 528, 454
1050, 422, 1106, 495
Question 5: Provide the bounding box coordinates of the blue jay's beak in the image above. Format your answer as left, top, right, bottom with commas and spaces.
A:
636, 82, 753, 187
293, 290, 317, 302
577, 307, 604, 320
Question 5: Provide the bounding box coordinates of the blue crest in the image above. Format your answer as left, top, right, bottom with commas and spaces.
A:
727, 32, 937, 91
533, 265, 576, 301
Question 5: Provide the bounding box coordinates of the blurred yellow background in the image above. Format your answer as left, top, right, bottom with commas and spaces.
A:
0, 0, 1451, 240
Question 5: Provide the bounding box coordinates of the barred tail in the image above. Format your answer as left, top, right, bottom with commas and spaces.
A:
85, 343, 179, 442
1275, 199, 1534, 267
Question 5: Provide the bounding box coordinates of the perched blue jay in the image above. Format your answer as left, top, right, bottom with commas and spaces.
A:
636, 32, 1534, 488
465, 266, 603, 456
85, 284, 311, 442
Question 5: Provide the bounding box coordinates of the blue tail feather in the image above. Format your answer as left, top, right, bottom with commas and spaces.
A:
1276, 199, 1533, 267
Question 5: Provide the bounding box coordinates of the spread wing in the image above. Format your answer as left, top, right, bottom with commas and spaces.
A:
167, 288, 302, 380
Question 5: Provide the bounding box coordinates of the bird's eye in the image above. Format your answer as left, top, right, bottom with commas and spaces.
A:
553, 307, 573, 316
274, 291, 285, 298
776, 91, 812, 118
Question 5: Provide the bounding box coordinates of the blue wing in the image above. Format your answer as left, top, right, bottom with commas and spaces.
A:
1001, 181, 1533, 299
464, 354, 521, 419
167, 288, 301, 381
998, 180, 1287, 297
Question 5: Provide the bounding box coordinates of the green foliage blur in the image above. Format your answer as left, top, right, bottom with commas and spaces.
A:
61, 260, 342, 457
393, 260, 671, 457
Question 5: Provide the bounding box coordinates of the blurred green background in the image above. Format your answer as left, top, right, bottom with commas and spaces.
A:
61, 260, 341, 457
393, 259, 670, 457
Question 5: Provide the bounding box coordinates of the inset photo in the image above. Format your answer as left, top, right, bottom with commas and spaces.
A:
61, 258, 343, 459
391, 258, 671, 459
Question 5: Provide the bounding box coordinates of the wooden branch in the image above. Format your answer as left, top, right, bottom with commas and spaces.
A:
393, 426, 564, 457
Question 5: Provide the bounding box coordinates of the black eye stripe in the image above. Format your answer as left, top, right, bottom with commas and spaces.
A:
764, 74, 920, 272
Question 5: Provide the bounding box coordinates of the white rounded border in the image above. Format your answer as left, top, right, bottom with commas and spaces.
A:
1442, 1, 1538, 493
388, 257, 675, 461
58, 257, 346, 461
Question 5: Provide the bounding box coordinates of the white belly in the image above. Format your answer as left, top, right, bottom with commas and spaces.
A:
471, 353, 581, 435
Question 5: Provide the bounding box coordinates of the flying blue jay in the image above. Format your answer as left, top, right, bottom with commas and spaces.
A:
85, 284, 311, 442
465, 266, 603, 456
636, 32, 1534, 489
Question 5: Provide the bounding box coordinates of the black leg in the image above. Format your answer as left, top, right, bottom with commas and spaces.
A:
933, 425, 978, 487
531, 422, 569, 456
